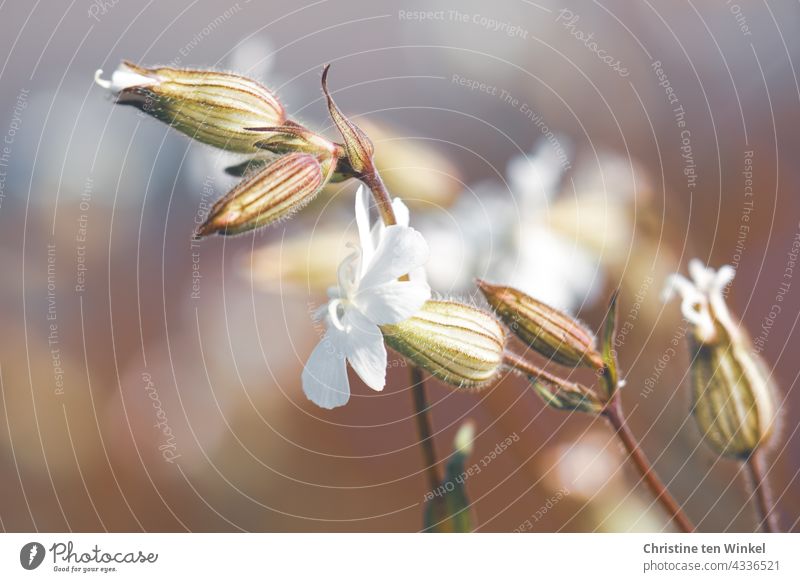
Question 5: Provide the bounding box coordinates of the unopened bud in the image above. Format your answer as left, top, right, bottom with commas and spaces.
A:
689, 338, 776, 458
381, 300, 505, 389
321, 65, 374, 175
197, 152, 334, 236
95, 61, 286, 153
664, 260, 777, 458
478, 280, 603, 370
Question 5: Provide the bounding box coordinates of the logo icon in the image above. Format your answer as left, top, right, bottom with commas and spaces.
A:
20, 542, 46, 570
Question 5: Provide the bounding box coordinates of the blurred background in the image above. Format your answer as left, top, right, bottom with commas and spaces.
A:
0, 0, 798, 532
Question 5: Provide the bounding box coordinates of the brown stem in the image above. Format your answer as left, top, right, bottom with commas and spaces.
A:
363, 167, 437, 490
745, 451, 779, 532
603, 398, 695, 533
503, 351, 695, 532
501, 351, 579, 387
411, 367, 441, 491
360, 170, 397, 226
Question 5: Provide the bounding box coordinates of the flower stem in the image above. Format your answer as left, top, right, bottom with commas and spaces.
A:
502, 350, 695, 533
360, 170, 397, 226
745, 451, 779, 532
602, 397, 695, 533
363, 167, 438, 491
411, 367, 441, 492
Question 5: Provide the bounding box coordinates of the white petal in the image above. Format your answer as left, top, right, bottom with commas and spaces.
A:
392, 198, 410, 227
355, 186, 374, 273
94, 66, 156, 94
359, 226, 430, 290
343, 310, 387, 392
355, 280, 430, 324
301, 332, 351, 409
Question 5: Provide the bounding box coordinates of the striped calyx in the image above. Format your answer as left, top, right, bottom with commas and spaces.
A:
197, 152, 334, 236
478, 280, 603, 370
381, 300, 506, 389
689, 331, 776, 459
98, 62, 287, 153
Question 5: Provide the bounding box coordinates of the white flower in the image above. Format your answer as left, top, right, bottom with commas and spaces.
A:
301, 186, 431, 409
421, 137, 603, 312
662, 259, 736, 344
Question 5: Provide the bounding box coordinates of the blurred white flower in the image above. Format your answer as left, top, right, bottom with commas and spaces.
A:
662, 259, 736, 343
301, 187, 431, 409
422, 138, 603, 312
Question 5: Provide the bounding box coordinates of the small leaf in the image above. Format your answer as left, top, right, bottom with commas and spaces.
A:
600, 290, 620, 398
531, 377, 603, 414
423, 421, 476, 532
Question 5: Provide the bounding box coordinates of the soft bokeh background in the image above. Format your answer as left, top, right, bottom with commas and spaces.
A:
0, 0, 798, 532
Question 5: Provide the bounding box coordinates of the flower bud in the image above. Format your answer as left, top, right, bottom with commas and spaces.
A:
477, 280, 603, 370
381, 300, 505, 389
663, 260, 777, 458
321, 65, 374, 175
689, 338, 776, 458
197, 152, 334, 236
95, 61, 286, 153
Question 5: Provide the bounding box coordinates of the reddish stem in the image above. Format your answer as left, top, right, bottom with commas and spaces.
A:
745, 451, 779, 532
603, 398, 695, 533
410, 367, 441, 492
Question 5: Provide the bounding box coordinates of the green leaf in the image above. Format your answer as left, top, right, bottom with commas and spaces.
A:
600, 290, 621, 398
423, 422, 476, 532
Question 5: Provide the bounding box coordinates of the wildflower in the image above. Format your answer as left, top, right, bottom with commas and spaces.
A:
663, 260, 776, 458
420, 138, 602, 311
301, 187, 430, 409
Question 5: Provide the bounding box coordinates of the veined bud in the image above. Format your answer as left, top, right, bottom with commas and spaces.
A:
663, 260, 777, 458
197, 152, 335, 236
95, 61, 287, 153
321, 65, 375, 175
477, 280, 604, 370
381, 300, 506, 389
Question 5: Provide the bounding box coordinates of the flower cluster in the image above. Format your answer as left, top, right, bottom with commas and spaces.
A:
96, 61, 508, 409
